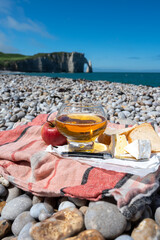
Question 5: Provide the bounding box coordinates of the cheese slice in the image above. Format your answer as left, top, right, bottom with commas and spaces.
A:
124, 139, 151, 160
109, 134, 128, 158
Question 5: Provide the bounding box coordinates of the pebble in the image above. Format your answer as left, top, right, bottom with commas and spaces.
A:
16, 111, 26, 119
0, 175, 9, 187
30, 208, 84, 240
6, 185, 22, 203
38, 211, 52, 221
154, 206, 160, 225
115, 235, 134, 240
79, 206, 88, 215
30, 203, 54, 219
66, 229, 105, 240
0, 201, 6, 214
58, 200, 76, 211
85, 201, 127, 239
131, 218, 160, 240
1, 236, 15, 240
18, 222, 35, 240
0, 184, 8, 197
1, 194, 32, 220
68, 197, 87, 207
10, 115, 17, 122
11, 211, 35, 236
0, 220, 11, 239
32, 195, 44, 205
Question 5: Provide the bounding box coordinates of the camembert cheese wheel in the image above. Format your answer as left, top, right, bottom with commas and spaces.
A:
125, 139, 151, 160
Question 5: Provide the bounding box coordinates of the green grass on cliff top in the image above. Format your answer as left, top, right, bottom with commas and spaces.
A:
0, 51, 70, 64
0, 52, 30, 62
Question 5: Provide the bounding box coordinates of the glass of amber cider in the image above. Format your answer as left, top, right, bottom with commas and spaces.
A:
55, 102, 107, 152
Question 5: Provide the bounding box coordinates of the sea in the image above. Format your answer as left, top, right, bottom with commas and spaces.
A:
1, 71, 160, 87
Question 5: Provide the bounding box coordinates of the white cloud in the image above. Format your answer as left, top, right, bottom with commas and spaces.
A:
3, 16, 55, 39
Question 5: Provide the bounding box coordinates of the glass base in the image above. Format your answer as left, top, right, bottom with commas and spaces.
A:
68, 141, 94, 152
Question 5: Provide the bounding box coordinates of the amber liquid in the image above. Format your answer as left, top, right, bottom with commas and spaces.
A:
55, 113, 107, 142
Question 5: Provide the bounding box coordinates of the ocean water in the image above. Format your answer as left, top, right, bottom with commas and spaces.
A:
3, 71, 160, 87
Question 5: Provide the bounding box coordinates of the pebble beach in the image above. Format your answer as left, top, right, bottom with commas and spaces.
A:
0, 74, 160, 131
0, 74, 160, 240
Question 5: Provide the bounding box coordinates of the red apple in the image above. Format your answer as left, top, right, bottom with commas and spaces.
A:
41, 120, 67, 146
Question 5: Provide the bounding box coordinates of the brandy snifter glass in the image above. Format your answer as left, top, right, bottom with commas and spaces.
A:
55, 102, 107, 152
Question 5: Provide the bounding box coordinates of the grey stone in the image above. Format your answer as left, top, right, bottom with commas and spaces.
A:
32, 196, 44, 205
13, 96, 20, 101
118, 112, 126, 119
142, 100, 153, 106
156, 117, 160, 124
116, 118, 137, 125
1, 236, 15, 240
155, 207, 160, 225
13, 107, 21, 113
115, 235, 134, 240
30, 203, 53, 219
18, 222, 35, 240
5, 122, 14, 129
38, 211, 52, 221
112, 102, 117, 108
68, 197, 87, 207
12, 211, 35, 236
10, 115, 17, 122
6, 185, 22, 202
156, 106, 160, 111
24, 115, 35, 120
1, 194, 32, 220
0, 176, 9, 187
147, 111, 160, 117
116, 99, 123, 105
0, 184, 7, 197
139, 116, 147, 122
58, 201, 76, 211
85, 201, 127, 239
17, 111, 26, 119
122, 111, 131, 118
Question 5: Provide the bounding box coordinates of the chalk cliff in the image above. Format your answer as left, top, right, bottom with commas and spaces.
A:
0, 52, 92, 73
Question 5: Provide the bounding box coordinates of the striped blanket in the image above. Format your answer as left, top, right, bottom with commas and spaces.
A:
0, 112, 159, 219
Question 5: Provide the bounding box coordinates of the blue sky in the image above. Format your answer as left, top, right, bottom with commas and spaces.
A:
0, 0, 160, 72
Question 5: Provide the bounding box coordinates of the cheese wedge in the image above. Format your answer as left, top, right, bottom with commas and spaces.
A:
109, 134, 128, 158
125, 139, 151, 160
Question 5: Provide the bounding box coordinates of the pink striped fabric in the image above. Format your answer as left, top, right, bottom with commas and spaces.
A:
0, 112, 159, 219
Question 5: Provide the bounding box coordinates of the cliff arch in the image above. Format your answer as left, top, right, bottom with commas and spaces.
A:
0, 51, 93, 73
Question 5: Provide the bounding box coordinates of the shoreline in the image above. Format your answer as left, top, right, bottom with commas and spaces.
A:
0, 74, 160, 131
1, 71, 160, 87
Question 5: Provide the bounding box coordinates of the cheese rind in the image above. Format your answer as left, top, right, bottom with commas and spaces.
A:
124, 139, 151, 160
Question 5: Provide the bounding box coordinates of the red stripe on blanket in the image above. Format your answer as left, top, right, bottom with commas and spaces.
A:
62, 167, 126, 200
28, 182, 33, 191
0, 162, 14, 169
43, 158, 61, 189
